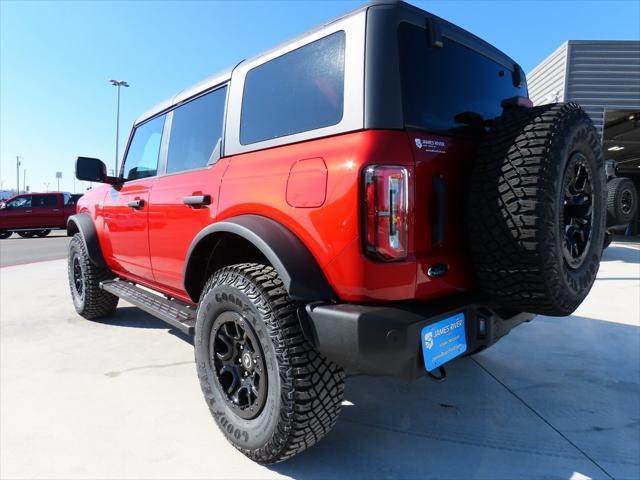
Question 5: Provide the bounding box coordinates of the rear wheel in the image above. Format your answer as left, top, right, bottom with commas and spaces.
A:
606, 177, 638, 226
468, 103, 606, 316
67, 234, 118, 319
195, 263, 345, 464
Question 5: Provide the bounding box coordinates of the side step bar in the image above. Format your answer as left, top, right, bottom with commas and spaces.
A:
100, 280, 196, 335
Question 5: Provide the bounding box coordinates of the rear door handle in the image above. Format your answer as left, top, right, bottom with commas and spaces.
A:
183, 194, 211, 207
127, 199, 145, 209
431, 175, 446, 247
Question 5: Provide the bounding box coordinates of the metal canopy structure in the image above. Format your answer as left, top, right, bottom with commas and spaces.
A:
529, 40, 640, 176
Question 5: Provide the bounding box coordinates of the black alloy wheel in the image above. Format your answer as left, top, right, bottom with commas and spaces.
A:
210, 311, 267, 420
562, 152, 594, 269
621, 189, 633, 216
72, 254, 85, 301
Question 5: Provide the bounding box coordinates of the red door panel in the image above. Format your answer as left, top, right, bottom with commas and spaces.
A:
101, 180, 154, 280
148, 162, 228, 293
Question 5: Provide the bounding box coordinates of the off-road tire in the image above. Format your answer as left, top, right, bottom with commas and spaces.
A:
468, 103, 606, 316
603, 231, 613, 250
68, 234, 118, 319
606, 177, 637, 226
0, 230, 12, 239
195, 263, 345, 464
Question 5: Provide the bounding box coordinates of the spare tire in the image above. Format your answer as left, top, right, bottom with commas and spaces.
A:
468, 103, 606, 316
606, 177, 637, 226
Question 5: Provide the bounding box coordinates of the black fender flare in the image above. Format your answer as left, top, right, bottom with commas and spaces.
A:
183, 214, 336, 302
67, 213, 108, 268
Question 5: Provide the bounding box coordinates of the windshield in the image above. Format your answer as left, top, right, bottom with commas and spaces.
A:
398, 22, 528, 137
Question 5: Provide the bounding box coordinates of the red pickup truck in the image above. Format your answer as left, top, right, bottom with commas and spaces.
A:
0, 192, 82, 239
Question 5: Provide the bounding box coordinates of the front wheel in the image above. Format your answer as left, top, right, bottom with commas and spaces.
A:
195, 263, 345, 464
68, 234, 119, 319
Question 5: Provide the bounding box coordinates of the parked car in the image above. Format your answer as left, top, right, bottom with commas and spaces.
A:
67, 0, 606, 464
603, 160, 638, 247
0, 192, 80, 239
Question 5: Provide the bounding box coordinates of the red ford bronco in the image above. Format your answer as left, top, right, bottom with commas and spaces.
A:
68, 0, 606, 464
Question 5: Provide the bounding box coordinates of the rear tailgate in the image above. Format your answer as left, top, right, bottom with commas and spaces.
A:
408, 131, 477, 300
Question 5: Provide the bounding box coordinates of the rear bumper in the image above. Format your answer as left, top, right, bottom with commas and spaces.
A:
303, 294, 534, 381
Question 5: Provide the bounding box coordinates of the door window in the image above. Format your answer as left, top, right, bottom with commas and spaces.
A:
122, 115, 165, 181
166, 86, 227, 173
6, 196, 31, 208
32, 195, 57, 207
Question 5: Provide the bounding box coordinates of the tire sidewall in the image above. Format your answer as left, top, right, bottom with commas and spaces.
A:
195, 281, 283, 451
551, 119, 606, 303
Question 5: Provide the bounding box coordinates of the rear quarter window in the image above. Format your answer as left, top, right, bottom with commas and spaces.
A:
240, 31, 345, 145
398, 23, 527, 137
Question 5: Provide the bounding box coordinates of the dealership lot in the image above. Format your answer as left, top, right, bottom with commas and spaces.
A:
1, 243, 638, 480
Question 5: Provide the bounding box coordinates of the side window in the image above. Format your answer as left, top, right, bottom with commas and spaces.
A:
7, 196, 31, 208
240, 31, 345, 145
166, 86, 227, 174
122, 115, 165, 181
32, 195, 57, 207
68, 194, 82, 205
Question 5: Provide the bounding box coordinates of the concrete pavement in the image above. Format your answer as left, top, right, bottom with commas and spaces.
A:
1, 242, 638, 479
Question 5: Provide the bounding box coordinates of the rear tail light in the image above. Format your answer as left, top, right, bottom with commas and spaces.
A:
363, 165, 409, 261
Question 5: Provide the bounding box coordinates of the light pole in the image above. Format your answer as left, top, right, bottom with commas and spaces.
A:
44, 182, 50, 192
109, 79, 129, 177
16, 156, 22, 194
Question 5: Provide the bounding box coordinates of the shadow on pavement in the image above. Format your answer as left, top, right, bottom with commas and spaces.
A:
269, 315, 639, 480
603, 243, 640, 263
4, 232, 69, 240
98, 306, 193, 345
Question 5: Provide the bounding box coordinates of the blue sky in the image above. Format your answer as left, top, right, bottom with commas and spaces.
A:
1, 0, 639, 194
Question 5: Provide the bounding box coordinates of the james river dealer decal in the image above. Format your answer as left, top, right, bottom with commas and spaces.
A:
415, 137, 447, 154
421, 313, 467, 372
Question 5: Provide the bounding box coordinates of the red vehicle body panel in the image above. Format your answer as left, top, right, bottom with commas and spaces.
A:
0, 193, 76, 230
101, 181, 154, 280
79, 129, 477, 305
147, 162, 230, 295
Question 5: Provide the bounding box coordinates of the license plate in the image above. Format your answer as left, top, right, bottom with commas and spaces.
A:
420, 313, 467, 372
